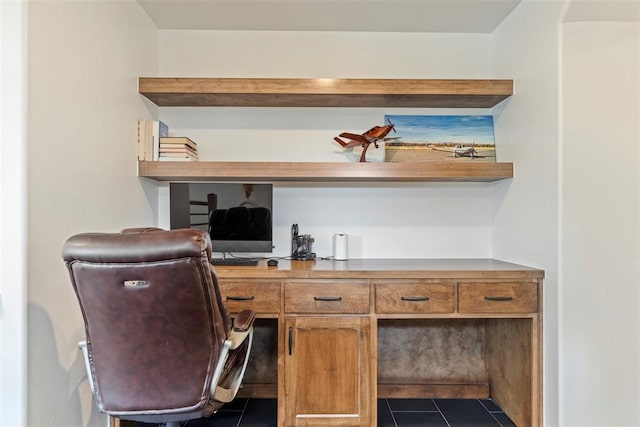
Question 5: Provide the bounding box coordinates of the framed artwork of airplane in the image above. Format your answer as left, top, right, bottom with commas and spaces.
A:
383, 115, 497, 162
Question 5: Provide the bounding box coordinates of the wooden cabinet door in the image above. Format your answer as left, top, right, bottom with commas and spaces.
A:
284, 317, 370, 427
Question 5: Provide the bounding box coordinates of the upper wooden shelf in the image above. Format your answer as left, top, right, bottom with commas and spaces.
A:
138, 78, 513, 108
138, 161, 513, 182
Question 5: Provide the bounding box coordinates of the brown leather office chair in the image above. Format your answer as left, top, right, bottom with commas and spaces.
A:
62, 228, 255, 426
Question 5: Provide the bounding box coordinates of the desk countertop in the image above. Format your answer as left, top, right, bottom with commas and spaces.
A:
213, 258, 544, 280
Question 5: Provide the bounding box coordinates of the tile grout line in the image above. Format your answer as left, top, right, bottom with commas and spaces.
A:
478, 398, 504, 414
385, 398, 400, 427
234, 398, 250, 427
488, 411, 506, 427
384, 398, 398, 427
477, 398, 508, 427
477, 398, 490, 412
431, 399, 452, 427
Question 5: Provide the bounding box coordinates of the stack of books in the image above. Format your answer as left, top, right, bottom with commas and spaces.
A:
158, 137, 198, 161
137, 119, 199, 162
137, 119, 169, 161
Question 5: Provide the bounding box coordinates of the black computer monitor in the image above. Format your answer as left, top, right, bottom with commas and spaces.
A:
170, 182, 273, 253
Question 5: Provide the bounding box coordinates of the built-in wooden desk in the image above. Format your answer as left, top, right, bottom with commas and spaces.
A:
215, 258, 544, 427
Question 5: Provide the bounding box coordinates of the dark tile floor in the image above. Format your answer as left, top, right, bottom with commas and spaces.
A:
182, 398, 516, 427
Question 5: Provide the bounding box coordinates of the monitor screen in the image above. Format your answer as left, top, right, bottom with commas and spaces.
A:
170, 183, 273, 253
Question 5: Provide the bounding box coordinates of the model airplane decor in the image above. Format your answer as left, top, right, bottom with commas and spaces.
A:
334, 118, 401, 162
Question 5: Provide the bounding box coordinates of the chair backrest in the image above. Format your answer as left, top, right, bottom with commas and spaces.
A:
62, 229, 230, 419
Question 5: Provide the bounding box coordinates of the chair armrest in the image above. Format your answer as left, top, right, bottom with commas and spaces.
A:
78, 340, 95, 394
228, 310, 255, 350
233, 309, 255, 332
120, 227, 164, 234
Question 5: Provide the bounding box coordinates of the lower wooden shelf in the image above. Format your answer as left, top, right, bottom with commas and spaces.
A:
138, 160, 513, 182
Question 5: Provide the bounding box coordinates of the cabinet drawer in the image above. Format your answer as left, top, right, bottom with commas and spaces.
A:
219, 281, 281, 314
375, 282, 454, 314
285, 281, 370, 314
458, 282, 538, 314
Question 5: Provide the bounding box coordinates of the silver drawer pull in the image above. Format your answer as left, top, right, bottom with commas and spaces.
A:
484, 296, 513, 301
401, 296, 429, 301
313, 296, 342, 302
226, 296, 255, 301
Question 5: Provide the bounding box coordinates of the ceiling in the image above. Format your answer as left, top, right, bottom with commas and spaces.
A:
137, 0, 523, 33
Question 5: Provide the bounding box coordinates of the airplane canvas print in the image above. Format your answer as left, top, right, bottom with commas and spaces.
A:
384, 115, 496, 162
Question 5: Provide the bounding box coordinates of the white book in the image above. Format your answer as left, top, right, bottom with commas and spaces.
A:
144, 120, 153, 161
137, 120, 146, 161
158, 156, 196, 162
151, 120, 169, 161
160, 137, 197, 150
159, 150, 196, 157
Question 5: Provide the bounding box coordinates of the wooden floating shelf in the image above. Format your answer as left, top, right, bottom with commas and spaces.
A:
138, 161, 513, 183
138, 77, 514, 183
139, 78, 513, 108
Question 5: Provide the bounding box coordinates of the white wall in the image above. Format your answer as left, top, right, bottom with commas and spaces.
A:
560, 20, 640, 427
0, 0, 28, 425
22, 5, 640, 427
491, 2, 567, 425
27, 1, 158, 425
493, 2, 640, 426
159, 30, 493, 79
158, 30, 498, 259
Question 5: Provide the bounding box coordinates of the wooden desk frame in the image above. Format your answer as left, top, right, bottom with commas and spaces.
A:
217, 259, 544, 427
